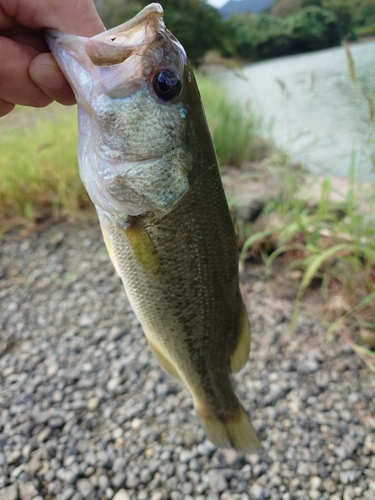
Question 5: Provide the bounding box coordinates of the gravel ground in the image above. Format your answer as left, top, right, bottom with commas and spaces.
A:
1, 221, 375, 500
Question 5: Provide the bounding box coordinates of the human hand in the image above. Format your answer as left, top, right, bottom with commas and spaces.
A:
0, 0, 105, 117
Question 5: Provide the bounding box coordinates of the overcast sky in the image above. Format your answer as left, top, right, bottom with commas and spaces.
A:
207, 0, 229, 8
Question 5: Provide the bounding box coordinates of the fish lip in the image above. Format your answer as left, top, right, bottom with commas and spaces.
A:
96, 3, 164, 40
45, 3, 164, 40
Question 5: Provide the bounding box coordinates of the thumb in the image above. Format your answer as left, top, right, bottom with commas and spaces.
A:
29, 52, 76, 106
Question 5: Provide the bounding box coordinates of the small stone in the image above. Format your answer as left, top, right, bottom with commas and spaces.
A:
155, 383, 169, 397
309, 492, 320, 500
58, 487, 75, 500
77, 479, 93, 497
48, 417, 65, 429
47, 362, 59, 377
297, 462, 310, 476
112, 491, 130, 500
208, 470, 228, 493
206, 495, 219, 500
37, 427, 51, 443
6, 450, 22, 465
170, 493, 183, 500
19, 482, 39, 500
112, 456, 127, 472
220, 449, 243, 468
322, 478, 337, 494
126, 471, 139, 488
2, 484, 18, 500
310, 477, 321, 491
334, 447, 348, 461
343, 486, 355, 500
179, 450, 194, 463
98, 475, 110, 491
105, 488, 114, 500
87, 397, 100, 411
340, 470, 362, 484
297, 357, 319, 374
249, 483, 270, 500
111, 472, 127, 489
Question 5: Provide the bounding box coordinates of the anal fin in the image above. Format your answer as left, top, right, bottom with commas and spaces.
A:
230, 304, 251, 373
145, 332, 181, 380
99, 219, 121, 276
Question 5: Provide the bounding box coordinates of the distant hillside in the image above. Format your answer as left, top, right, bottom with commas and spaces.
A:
219, 0, 276, 19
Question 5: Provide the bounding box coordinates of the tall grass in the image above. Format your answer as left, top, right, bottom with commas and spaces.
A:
0, 75, 263, 222
0, 105, 88, 222
197, 74, 265, 166
238, 41, 375, 370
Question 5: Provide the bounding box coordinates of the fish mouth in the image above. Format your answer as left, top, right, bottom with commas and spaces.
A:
46, 3, 165, 67
45, 3, 184, 100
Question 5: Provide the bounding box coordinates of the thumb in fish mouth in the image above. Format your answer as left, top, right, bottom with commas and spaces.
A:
29, 52, 76, 105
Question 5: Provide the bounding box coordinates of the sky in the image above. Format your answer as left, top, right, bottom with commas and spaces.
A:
207, 0, 229, 8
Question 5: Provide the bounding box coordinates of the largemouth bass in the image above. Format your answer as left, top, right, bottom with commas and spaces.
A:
46, 3, 260, 452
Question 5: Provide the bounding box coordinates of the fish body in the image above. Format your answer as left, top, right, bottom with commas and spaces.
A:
46, 3, 260, 452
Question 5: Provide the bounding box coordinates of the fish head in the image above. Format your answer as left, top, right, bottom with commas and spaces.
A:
46, 3, 210, 217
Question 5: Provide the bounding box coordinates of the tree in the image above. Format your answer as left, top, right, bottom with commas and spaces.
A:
287, 6, 341, 51
229, 13, 296, 59
95, 0, 227, 63
321, 0, 356, 39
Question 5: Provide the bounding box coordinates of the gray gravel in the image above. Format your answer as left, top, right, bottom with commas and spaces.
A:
0, 221, 374, 500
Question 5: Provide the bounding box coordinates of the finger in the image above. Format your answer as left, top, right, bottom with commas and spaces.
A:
0, 36, 52, 107
2, 0, 105, 36
0, 98, 15, 117
29, 53, 75, 106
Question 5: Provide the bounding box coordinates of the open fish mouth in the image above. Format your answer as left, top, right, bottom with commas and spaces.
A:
45, 3, 185, 101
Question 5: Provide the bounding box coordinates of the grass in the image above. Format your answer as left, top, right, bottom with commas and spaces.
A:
197, 74, 266, 166
0, 105, 88, 223
240, 148, 375, 371
236, 41, 375, 371
0, 74, 263, 224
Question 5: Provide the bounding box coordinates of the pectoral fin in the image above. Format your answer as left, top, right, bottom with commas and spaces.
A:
230, 304, 251, 373
121, 220, 161, 274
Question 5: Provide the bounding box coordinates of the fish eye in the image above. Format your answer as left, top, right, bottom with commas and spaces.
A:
152, 69, 182, 101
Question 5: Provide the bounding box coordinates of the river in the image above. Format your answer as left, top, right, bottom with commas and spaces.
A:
217, 40, 375, 180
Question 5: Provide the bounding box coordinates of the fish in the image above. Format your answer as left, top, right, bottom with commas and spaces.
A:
46, 3, 260, 452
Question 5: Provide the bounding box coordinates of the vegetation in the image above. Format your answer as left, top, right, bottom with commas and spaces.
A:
94, 0, 375, 63
240, 155, 375, 372
94, 0, 231, 63
228, 7, 340, 60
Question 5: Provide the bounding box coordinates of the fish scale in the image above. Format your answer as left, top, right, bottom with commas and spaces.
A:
46, 2, 260, 452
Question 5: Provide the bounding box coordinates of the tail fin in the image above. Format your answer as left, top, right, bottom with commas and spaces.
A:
197, 405, 261, 453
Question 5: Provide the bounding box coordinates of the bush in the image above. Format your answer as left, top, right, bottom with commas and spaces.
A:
229, 6, 341, 60
287, 6, 341, 52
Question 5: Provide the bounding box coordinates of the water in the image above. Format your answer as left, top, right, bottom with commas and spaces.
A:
217, 40, 375, 179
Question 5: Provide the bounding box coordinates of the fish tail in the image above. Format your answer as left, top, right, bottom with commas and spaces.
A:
196, 404, 261, 453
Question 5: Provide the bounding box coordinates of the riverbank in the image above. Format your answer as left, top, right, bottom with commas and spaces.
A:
1, 220, 375, 500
